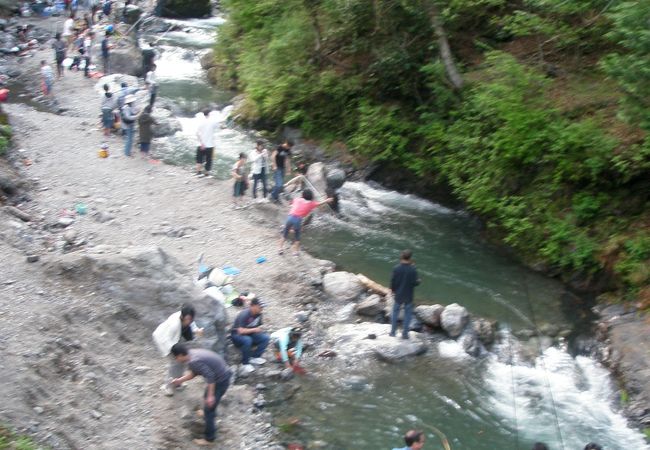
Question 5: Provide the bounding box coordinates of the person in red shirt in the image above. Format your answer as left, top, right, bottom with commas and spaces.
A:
278, 189, 333, 256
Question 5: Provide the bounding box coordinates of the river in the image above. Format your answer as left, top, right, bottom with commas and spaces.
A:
144, 16, 649, 450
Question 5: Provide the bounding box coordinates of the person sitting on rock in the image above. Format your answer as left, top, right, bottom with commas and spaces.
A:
152, 304, 203, 396
392, 429, 425, 450
271, 326, 303, 369
170, 344, 231, 447
230, 297, 269, 375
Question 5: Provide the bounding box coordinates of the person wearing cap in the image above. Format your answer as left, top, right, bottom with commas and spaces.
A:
230, 298, 269, 375
121, 94, 140, 157
392, 430, 425, 450
270, 326, 303, 369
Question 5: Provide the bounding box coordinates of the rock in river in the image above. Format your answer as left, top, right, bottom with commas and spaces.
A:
326, 323, 427, 362
415, 304, 444, 328
440, 303, 469, 338
323, 271, 364, 302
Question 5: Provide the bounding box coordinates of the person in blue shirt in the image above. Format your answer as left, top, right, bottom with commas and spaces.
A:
271, 327, 303, 369
231, 298, 270, 375
392, 430, 425, 450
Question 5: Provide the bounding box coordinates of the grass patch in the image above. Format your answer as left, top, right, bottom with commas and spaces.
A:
0, 425, 42, 450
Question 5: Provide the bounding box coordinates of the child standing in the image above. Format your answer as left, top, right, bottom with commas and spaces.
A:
278, 189, 333, 256
231, 153, 248, 208
40, 60, 54, 96
138, 105, 157, 159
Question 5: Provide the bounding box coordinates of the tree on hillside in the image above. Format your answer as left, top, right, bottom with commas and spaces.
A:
426, 1, 464, 90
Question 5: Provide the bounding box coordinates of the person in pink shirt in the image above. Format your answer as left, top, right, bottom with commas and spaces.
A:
279, 189, 333, 256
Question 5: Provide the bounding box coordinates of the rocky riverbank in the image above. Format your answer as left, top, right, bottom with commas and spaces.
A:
1, 7, 648, 449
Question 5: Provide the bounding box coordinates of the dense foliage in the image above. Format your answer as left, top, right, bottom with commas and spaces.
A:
216, 0, 650, 300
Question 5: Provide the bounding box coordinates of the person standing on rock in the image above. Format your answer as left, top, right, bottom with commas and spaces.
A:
231, 298, 269, 375
141, 42, 156, 77
270, 139, 293, 203
195, 109, 219, 176
121, 94, 140, 157
152, 304, 204, 396
170, 344, 231, 446
249, 140, 269, 200
389, 249, 420, 339
392, 430, 425, 450
100, 28, 113, 75
138, 105, 156, 159
52, 32, 67, 79
145, 63, 158, 106
278, 189, 334, 256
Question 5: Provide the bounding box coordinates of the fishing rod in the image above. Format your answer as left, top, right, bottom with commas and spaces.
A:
521, 273, 567, 450
420, 422, 452, 450
284, 174, 337, 214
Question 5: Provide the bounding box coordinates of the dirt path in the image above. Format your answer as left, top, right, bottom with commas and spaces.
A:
0, 29, 327, 450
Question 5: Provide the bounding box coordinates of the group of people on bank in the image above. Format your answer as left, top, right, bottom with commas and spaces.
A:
152, 296, 303, 446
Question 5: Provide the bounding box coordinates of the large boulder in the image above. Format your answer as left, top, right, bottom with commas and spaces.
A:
355, 294, 385, 317
306, 162, 328, 198
414, 304, 444, 328
325, 166, 346, 190
322, 271, 364, 302
440, 303, 469, 338
326, 323, 427, 362
151, 107, 182, 137
109, 44, 143, 77
156, 0, 211, 18
44, 246, 229, 347
200, 49, 216, 70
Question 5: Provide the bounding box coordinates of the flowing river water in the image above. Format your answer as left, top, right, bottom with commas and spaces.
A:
144, 16, 649, 450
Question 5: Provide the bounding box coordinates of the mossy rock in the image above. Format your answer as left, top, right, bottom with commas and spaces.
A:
155, 0, 211, 19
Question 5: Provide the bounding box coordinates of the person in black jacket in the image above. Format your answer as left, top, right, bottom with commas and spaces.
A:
389, 249, 420, 339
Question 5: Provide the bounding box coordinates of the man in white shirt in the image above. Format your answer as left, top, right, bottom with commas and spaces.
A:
195, 109, 220, 176
248, 140, 269, 199
62, 13, 75, 50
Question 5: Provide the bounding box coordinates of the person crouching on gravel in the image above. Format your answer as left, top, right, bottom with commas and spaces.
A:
278, 188, 333, 256
152, 304, 203, 396
170, 344, 231, 447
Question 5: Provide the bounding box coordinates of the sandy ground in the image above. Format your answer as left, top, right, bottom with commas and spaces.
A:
0, 26, 329, 450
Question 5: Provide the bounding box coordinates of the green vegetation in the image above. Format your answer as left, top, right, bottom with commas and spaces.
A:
0, 425, 42, 450
0, 124, 12, 157
215, 0, 650, 300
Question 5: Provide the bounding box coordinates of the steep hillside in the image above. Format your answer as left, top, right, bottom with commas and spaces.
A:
213, 0, 650, 303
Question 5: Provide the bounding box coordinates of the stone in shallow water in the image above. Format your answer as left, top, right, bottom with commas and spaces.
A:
440, 303, 469, 337
325, 323, 427, 362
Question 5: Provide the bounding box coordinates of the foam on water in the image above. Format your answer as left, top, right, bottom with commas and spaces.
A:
485, 344, 649, 449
